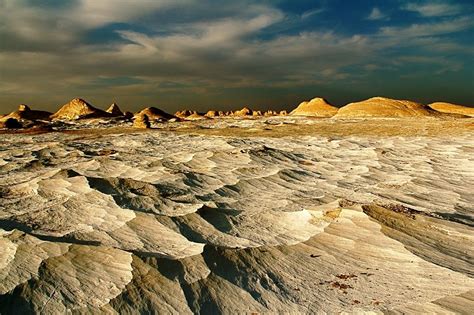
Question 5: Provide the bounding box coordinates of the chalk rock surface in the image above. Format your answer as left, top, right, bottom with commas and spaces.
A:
0, 126, 473, 313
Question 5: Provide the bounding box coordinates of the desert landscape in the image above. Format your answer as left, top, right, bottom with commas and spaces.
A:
0, 96, 473, 313
1, 0, 473, 313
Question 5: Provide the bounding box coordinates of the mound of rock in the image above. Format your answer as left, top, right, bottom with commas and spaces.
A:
290, 97, 338, 117
133, 114, 150, 128
205, 110, 218, 118
0, 104, 52, 122
428, 102, 474, 117
334, 97, 437, 118
264, 110, 278, 116
175, 110, 196, 119
0, 118, 23, 129
185, 113, 209, 120
135, 107, 175, 121
233, 107, 253, 116
106, 103, 124, 116
51, 98, 111, 120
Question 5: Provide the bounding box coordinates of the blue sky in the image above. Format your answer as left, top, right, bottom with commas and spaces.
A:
0, 0, 473, 112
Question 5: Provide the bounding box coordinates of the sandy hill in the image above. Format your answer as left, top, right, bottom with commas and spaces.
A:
290, 97, 338, 117
334, 97, 438, 118
51, 98, 111, 120
428, 102, 474, 117
106, 103, 124, 116
135, 107, 176, 121
0, 104, 52, 122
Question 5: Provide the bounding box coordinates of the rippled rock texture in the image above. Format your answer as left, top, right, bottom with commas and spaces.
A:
0, 124, 473, 313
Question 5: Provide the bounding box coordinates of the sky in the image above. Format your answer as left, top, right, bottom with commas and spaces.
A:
0, 0, 473, 113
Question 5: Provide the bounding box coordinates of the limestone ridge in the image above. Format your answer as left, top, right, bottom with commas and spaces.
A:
334, 97, 438, 118
428, 102, 474, 117
134, 107, 176, 121
51, 98, 111, 120
106, 103, 124, 116
0, 104, 52, 122
290, 97, 338, 117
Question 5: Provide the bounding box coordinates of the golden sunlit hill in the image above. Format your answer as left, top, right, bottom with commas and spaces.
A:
290, 97, 338, 117
0, 104, 52, 122
51, 98, 111, 120
428, 102, 474, 117
334, 97, 438, 118
135, 107, 176, 121
106, 103, 124, 116
233, 107, 253, 116
174, 110, 194, 118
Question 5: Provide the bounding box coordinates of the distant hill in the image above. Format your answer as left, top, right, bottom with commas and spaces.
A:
334, 97, 438, 118
135, 107, 176, 121
0, 104, 52, 122
106, 103, 124, 116
290, 97, 338, 117
51, 98, 112, 120
428, 102, 474, 117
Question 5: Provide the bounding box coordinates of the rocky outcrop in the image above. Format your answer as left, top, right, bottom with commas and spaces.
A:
428, 102, 474, 117
133, 114, 151, 128
0, 118, 22, 129
185, 113, 209, 120
175, 110, 196, 119
264, 110, 278, 116
106, 103, 124, 116
0, 104, 52, 122
135, 107, 175, 121
51, 98, 111, 120
334, 97, 437, 118
205, 110, 218, 118
290, 97, 338, 117
233, 107, 253, 116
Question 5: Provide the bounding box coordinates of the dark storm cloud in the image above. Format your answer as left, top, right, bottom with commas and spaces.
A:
0, 0, 472, 113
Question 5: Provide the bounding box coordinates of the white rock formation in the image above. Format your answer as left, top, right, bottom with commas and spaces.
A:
0, 125, 473, 313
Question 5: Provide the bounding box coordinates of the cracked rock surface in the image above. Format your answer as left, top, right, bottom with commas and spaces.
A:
0, 121, 473, 313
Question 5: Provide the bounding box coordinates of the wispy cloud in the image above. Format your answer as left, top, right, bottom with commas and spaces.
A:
379, 16, 473, 38
403, 1, 464, 17
301, 8, 325, 20
367, 7, 388, 20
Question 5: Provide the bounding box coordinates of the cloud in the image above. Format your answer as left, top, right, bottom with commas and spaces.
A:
367, 7, 388, 20
403, 1, 464, 17
0, 0, 472, 111
379, 16, 473, 38
301, 8, 325, 20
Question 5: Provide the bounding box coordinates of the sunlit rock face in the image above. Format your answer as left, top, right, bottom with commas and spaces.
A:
290, 97, 338, 117
0, 123, 473, 313
429, 102, 474, 117
334, 97, 438, 118
51, 98, 111, 120
106, 103, 124, 117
